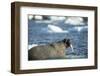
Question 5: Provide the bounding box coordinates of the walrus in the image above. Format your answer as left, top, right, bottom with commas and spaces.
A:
28, 39, 71, 60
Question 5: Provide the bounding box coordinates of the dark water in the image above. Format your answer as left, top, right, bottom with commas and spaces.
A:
28, 20, 88, 59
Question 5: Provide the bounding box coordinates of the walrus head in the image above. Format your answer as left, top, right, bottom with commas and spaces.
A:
63, 39, 71, 48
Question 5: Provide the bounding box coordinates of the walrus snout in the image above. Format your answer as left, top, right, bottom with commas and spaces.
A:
63, 39, 71, 48
66, 39, 71, 47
